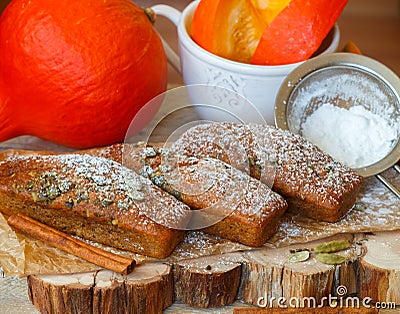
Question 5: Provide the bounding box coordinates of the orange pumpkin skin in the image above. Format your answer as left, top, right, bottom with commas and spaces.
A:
190, 0, 220, 53
251, 0, 348, 65
0, 0, 167, 148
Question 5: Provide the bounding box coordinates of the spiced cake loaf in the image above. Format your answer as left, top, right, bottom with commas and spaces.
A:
0, 146, 288, 246
171, 122, 364, 223
81, 144, 288, 247
0, 153, 191, 258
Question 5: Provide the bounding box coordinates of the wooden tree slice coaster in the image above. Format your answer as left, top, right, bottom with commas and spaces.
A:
173, 252, 243, 308
238, 234, 361, 307
359, 231, 400, 305
27, 262, 172, 314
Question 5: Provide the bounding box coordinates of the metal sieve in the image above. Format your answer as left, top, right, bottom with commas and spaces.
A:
275, 53, 400, 197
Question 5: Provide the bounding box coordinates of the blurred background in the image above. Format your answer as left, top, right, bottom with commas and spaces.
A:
1, 0, 399, 86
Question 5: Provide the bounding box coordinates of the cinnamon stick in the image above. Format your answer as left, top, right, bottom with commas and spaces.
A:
7, 213, 135, 275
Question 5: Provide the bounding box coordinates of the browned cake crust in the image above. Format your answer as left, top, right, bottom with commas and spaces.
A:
0, 153, 191, 258
171, 123, 364, 223
0, 148, 54, 162
81, 144, 288, 247
194, 159, 287, 246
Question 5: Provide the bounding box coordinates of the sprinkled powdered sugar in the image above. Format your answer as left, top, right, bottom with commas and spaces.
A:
161, 156, 286, 221
170, 123, 256, 177
172, 122, 363, 208
248, 124, 362, 206
8, 154, 190, 229
135, 144, 287, 244
134, 144, 286, 227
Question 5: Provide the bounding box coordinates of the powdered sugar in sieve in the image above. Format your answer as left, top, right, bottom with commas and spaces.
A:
275, 53, 400, 197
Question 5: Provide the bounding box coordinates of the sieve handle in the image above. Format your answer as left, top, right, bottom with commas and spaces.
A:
375, 173, 400, 199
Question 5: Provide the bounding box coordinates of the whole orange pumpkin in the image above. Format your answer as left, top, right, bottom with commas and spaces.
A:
0, 0, 167, 148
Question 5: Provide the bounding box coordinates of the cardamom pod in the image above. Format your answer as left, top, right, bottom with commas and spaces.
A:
316, 253, 346, 265
313, 240, 351, 253
353, 202, 367, 211
288, 250, 310, 263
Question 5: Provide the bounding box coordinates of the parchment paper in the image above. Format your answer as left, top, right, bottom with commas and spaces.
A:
0, 136, 399, 277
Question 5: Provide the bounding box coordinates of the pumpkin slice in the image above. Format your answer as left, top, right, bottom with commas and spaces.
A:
249, 0, 291, 24
190, 0, 220, 53
251, 0, 348, 65
191, 0, 290, 63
